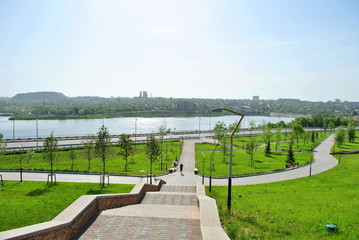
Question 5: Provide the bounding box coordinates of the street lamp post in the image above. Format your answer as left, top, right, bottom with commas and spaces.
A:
134, 117, 137, 150
201, 152, 205, 185
209, 143, 219, 193
202, 142, 219, 192
199, 116, 201, 139
36, 113, 39, 149
211, 108, 244, 211
12, 113, 15, 140
19, 144, 23, 183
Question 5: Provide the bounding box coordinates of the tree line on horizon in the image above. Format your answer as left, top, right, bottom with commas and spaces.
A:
0, 92, 358, 119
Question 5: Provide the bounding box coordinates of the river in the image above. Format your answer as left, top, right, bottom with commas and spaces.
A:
0, 115, 293, 139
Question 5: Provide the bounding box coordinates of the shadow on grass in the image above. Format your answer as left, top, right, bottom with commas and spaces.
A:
26, 186, 51, 196
87, 189, 107, 195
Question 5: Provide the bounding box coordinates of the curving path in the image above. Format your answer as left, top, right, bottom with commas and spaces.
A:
206, 134, 338, 186
0, 135, 338, 186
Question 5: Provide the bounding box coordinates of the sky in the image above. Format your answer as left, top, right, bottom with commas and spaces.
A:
0, 0, 358, 102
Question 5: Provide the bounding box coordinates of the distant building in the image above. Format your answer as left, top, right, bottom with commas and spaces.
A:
335, 99, 341, 103
174, 100, 196, 111
253, 96, 259, 101
137, 91, 149, 98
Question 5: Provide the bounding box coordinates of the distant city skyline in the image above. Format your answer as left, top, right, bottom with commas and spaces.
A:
1, 0, 358, 102
5, 90, 354, 103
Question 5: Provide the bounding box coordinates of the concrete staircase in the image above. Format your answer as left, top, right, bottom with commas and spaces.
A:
77, 185, 202, 240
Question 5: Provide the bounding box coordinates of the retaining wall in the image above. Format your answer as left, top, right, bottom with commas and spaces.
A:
0, 180, 165, 240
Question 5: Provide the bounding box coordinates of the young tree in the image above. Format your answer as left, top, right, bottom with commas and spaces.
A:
0, 133, 6, 158
328, 122, 335, 131
95, 126, 112, 187
274, 126, 282, 150
265, 141, 271, 157
347, 120, 356, 143
158, 124, 167, 170
291, 123, 304, 148
118, 134, 133, 170
213, 121, 228, 162
69, 150, 76, 171
262, 123, 272, 142
246, 137, 257, 167
26, 150, 35, 169
145, 134, 161, 184
43, 132, 58, 185
286, 142, 295, 165
262, 124, 272, 156
82, 137, 94, 171
335, 126, 346, 148
228, 120, 242, 137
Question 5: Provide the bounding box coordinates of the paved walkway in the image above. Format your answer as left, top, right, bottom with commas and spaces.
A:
75, 185, 202, 240
0, 134, 337, 186
207, 134, 338, 186
0, 135, 338, 239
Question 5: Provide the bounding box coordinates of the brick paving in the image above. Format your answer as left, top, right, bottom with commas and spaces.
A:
76, 215, 201, 240
76, 184, 202, 240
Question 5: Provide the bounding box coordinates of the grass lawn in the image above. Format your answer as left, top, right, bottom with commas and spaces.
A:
0, 141, 182, 176
208, 141, 359, 239
0, 181, 134, 232
195, 132, 331, 177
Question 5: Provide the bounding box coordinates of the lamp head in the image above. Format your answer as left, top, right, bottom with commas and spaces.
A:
211, 108, 223, 112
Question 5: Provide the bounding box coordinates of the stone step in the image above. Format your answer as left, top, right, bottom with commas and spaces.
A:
77, 215, 202, 240
160, 184, 196, 193
141, 192, 198, 206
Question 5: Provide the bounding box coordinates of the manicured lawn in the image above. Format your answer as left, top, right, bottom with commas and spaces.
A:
208, 141, 359, 239
0, 181, 134, 232
195, 132, 330, 177
0, 141, 182, 175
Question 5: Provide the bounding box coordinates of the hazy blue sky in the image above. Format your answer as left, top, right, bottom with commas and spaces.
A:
1, 0, 358, 101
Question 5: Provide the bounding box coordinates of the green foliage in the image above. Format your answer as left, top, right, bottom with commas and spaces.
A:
335, 126, 346, 148
95, 126, 112, 187
261, 123, 272, 143
82, 138, 94, 171
26, 150, 35, 167
213, 121, 227, 140
43, 132, 58, 185
0, 182, 134, 232
0, 133, 6, 155
213, 121, 228, 162
118, 134, 133, 170
145, 135, 161, 183
347, 119, 356, 143
69, 150, 76, 171
208, 142, 359, 239
291, 123, 304, 148
265, 141, 271, 156
158, 123, 167, 170
286, 142, 295, 164
2, 95, 359, 120
246, 137, 257, 167
0, 141, 181, 175
197, 131, 331, 177
274, 126, 282, 150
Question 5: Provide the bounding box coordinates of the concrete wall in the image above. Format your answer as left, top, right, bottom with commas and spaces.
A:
0, 180, 165, 240
196, 181, 230, 240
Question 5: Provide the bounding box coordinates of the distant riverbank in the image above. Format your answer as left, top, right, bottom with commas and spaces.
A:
0, 115, 293, 139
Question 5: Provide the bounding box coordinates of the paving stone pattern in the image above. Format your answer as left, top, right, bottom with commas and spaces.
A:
160, 185, 196, 193
76, 184, 202, 240
77, 216, 201, 240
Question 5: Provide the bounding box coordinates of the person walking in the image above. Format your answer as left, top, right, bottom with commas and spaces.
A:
179, 163, 184, 174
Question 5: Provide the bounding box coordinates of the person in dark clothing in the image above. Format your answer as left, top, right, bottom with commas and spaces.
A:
179, 163, 184, 173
